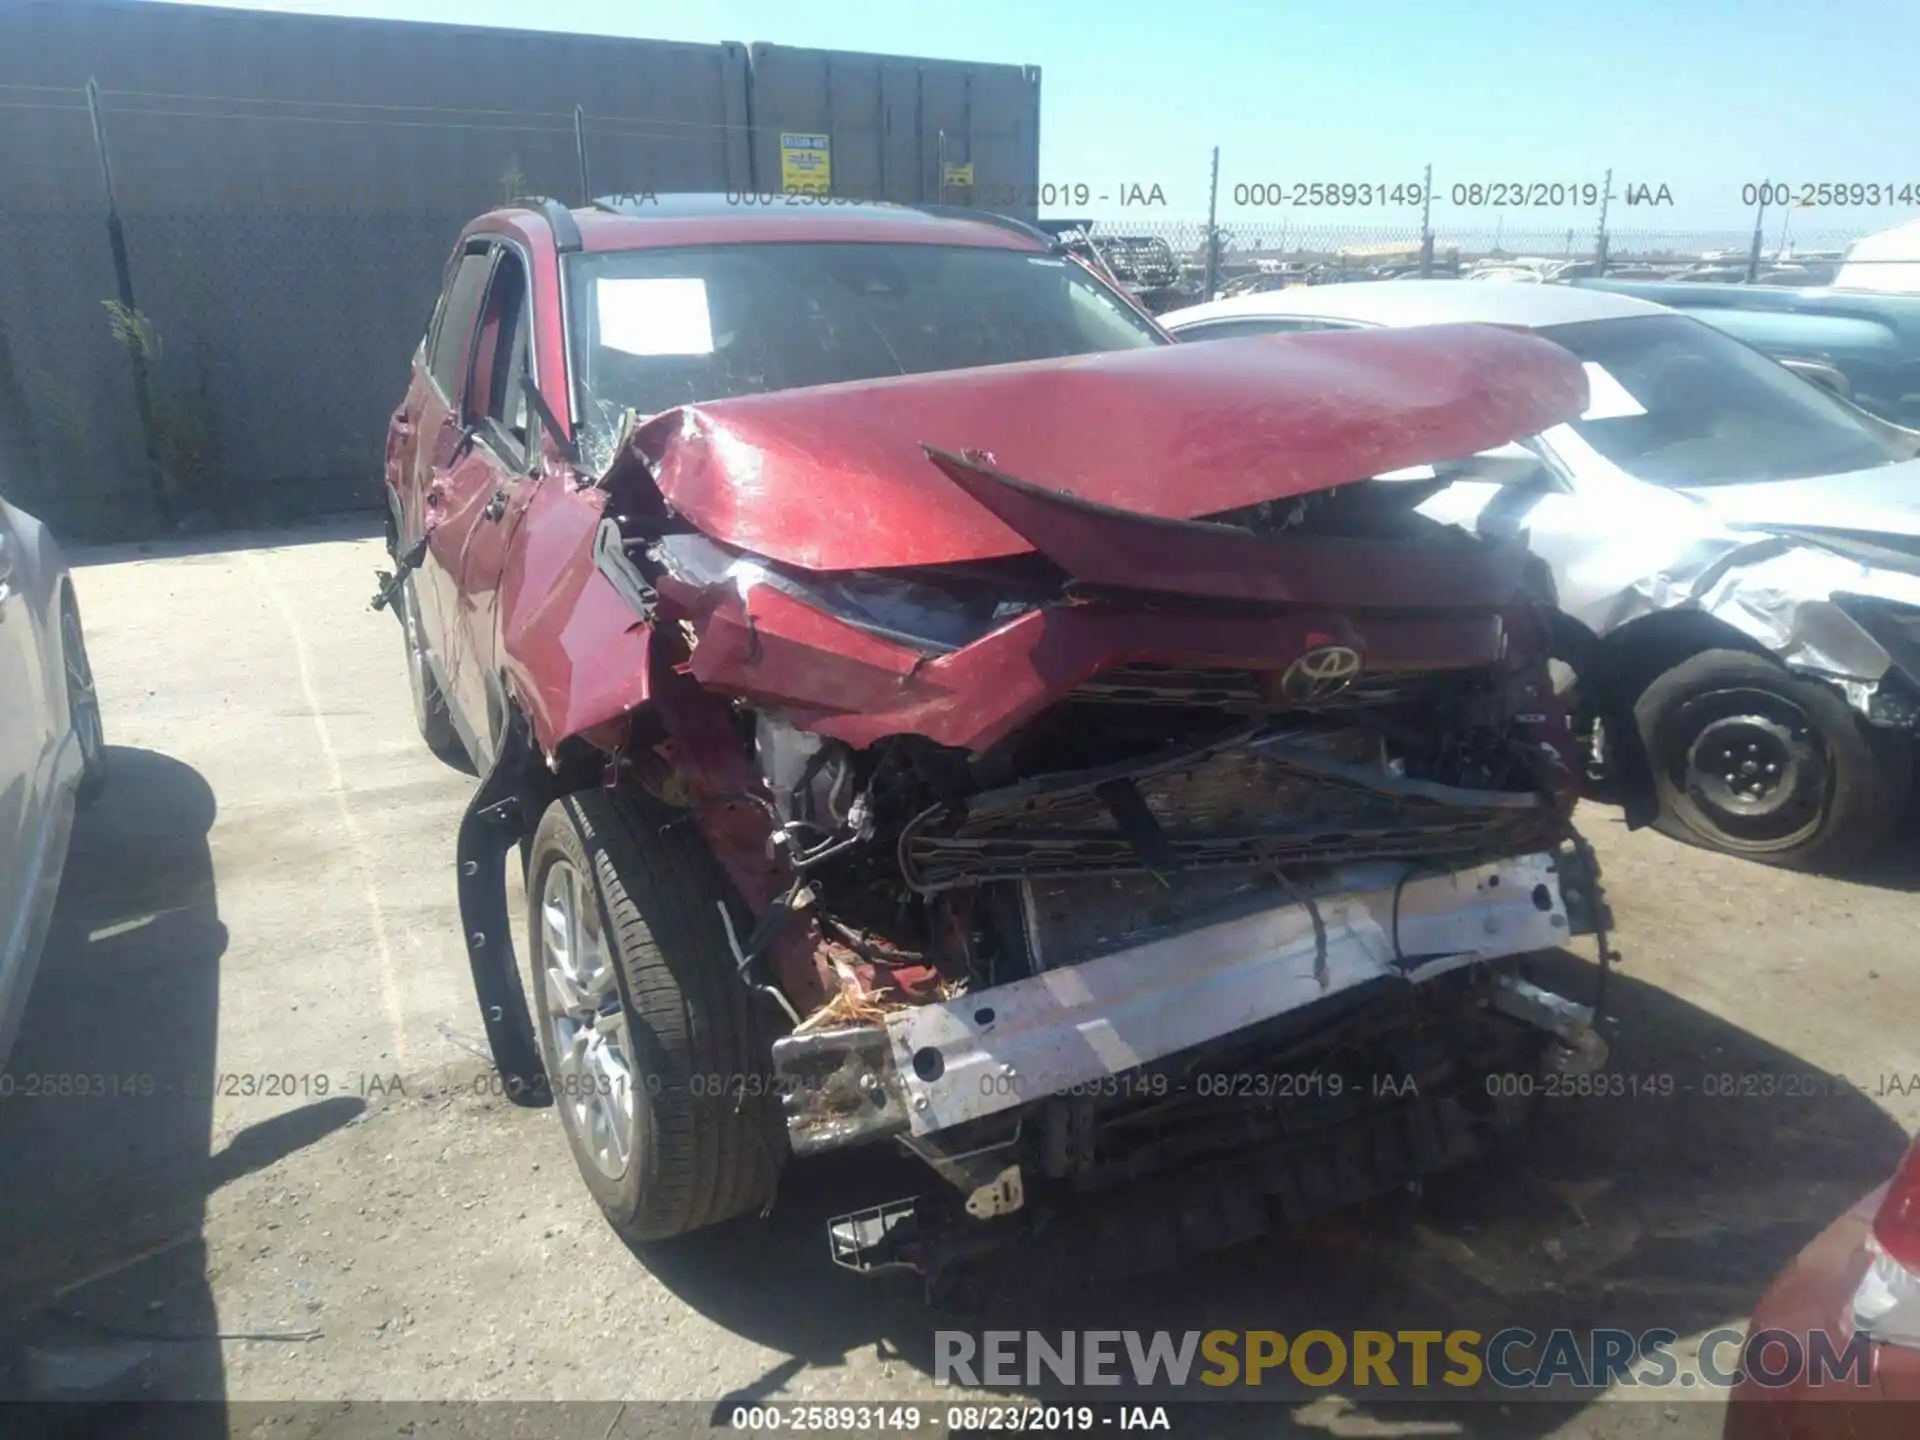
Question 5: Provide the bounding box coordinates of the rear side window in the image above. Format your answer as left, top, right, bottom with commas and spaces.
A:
428, 247, 495, 400
465, 249, 533, 461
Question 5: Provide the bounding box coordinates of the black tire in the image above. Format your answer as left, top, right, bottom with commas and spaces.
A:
398, 574, 465, 767
524, 789, 784, 1243
60, 589, 107, 807
1633, 648, 1911, 868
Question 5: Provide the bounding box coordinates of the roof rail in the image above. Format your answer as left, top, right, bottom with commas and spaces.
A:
590, 194, 657, 217
508, 195, 583, 253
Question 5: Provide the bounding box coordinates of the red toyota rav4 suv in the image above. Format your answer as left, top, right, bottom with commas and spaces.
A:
379, 194, 1608, 1278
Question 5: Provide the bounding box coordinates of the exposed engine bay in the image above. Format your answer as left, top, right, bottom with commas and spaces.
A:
598, 454, 1612, 1275
439, 321, 1613, 1276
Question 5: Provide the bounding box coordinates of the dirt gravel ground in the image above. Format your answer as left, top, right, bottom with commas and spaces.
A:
2, 516, 1917, 1440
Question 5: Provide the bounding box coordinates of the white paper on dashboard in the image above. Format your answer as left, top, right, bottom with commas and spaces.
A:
597, 278, 715, 356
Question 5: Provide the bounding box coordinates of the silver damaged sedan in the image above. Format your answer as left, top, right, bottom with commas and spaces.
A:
0, 492, 105, 1066
1165, 282, 1920, 868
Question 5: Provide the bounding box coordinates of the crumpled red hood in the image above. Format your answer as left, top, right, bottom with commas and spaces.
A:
623, 323, 1588, 572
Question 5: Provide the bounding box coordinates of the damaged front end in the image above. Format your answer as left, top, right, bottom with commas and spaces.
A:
558, 327, 1618, 1277
1596, 526, 1920, 732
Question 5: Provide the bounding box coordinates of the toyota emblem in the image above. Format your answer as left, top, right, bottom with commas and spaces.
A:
1277, 645, 1364, 704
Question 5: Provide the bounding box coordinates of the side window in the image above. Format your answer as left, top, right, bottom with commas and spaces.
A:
427, 246, 495, 401
463, 248, 533, 463
1174, 317, 1356, 342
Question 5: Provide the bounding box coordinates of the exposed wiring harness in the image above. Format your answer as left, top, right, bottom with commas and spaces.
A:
1266, 865, 1329, 988
1558, 821, 1617, 1024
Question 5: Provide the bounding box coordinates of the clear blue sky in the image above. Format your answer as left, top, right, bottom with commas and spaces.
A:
147, 0, 1920, 239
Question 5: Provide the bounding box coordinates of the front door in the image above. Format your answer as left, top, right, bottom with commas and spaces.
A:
443, 243, 540, 766
408, 243, 497, 750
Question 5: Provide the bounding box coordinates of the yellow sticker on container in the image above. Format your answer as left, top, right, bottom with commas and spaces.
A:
780, 133, 831, 194
943, 162, 974, 187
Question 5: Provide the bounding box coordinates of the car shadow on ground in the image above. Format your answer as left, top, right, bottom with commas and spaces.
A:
0, 748, 362, 1438
1846, 786, 1920, 892
639, 948, 1909, 1438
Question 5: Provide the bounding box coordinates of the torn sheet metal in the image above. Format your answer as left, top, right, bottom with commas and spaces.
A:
888, 851, 1571, 1135
650, 531, 1015, 655
1556, 516, 1920, 718
1416, 428, 1920, 723
617, 323, 1589, 572
521, 323, 1589, 751
660, 573, 1511, 752
1635, 540, 1920, 681
921, 444, 1536, 610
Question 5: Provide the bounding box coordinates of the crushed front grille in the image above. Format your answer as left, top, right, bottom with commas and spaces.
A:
1071, 664, 1440, 713
900, 726, 1554, 892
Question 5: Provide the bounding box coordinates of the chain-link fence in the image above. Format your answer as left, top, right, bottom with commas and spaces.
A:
1078, 217, 1868, 259
1062, 151, 1906, 314
1062, 214, 1881, 315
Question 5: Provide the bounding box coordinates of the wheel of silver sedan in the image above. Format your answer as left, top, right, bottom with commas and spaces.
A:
537, 856, 637, 1180
61, 594, 107, 804
1673, 688, 1827, 848
1634, 647, 1911, 868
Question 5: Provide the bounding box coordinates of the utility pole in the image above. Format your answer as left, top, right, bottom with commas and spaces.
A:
1204, 145, 1221, 298
87, 77, 169, 525
1747, 189, 1767, 282
573, 106, 592, 206
1418, 163, 1434, 277
1594, 167, 1612, 276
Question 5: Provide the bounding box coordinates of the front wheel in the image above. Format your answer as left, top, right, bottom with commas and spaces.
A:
1633, 648, 1911, 869
524, 790, 784, 1243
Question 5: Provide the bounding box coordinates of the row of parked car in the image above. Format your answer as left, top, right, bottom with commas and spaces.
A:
3, 193, 1916, 1423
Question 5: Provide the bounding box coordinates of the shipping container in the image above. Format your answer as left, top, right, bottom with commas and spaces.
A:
745, 44, 1043, 215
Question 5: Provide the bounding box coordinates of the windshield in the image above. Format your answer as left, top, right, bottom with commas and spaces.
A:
565, 242, 1164, 471
1539, 313, 1899, 486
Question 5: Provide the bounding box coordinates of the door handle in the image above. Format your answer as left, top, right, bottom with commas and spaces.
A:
483, 489, 509, 522
426, 481, 448, 512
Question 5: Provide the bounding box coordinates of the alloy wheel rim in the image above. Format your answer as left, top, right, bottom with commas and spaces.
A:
62, 606, 103, 769
539, 857, 636, 1180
